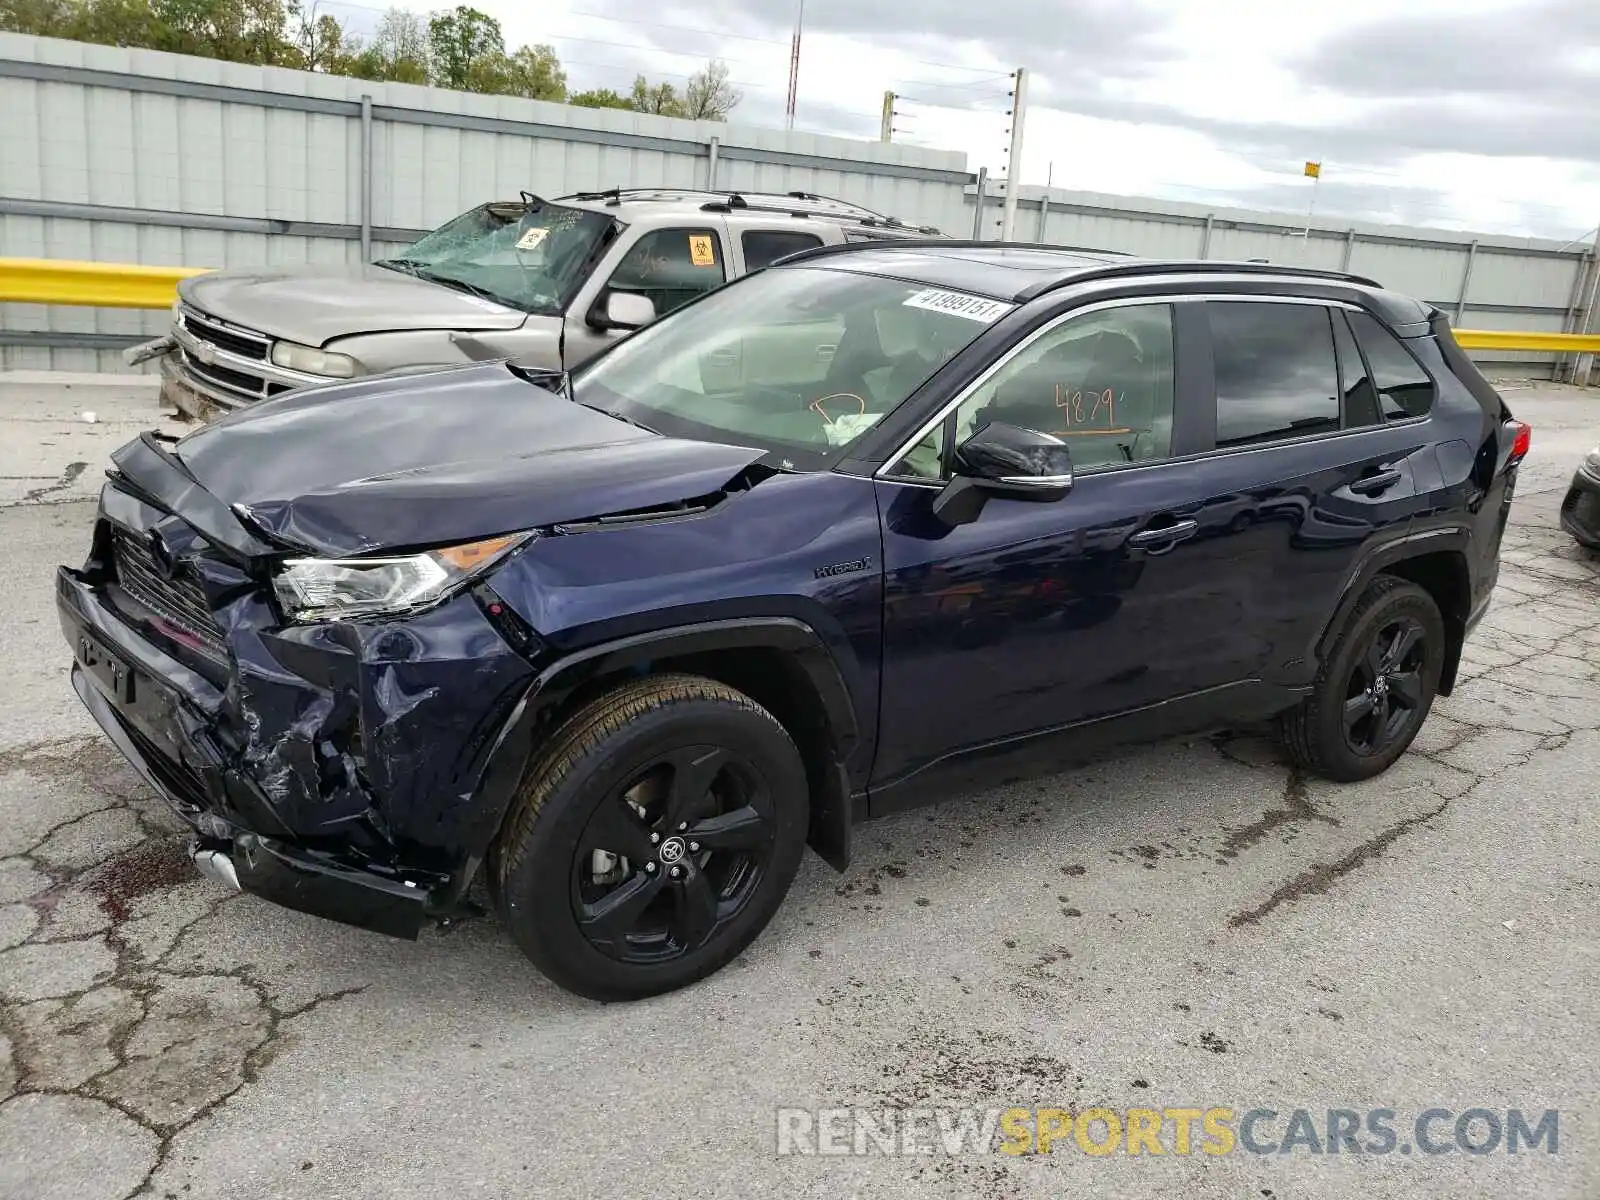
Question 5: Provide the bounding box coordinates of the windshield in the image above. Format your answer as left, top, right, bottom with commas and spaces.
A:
571, 267, 1009, 468
377, 200, 615, 316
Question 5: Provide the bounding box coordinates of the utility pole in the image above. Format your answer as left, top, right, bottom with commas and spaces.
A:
999, 68, 1028, 241
785, 0, 805, 131
880, 91, 895, 142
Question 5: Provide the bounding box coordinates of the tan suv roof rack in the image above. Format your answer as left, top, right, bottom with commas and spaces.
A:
554, 187, 943, 236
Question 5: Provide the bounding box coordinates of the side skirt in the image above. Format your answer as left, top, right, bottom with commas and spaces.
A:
862, 680, 1309, 819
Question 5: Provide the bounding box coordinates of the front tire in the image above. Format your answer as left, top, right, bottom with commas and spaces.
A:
491, 674, 809, 1001
1280, 577, 1445, 782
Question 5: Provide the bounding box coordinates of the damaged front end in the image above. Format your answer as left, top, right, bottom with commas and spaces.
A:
58, 438, 544, 939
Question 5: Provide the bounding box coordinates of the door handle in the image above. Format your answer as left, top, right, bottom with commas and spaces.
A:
1349, 468, 1402, 496
1128, 518, 1198, 551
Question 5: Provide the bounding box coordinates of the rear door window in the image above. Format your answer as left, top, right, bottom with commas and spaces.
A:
1331, 309, 1382, 428
1208, 302, 1341, 447
742, 230, 824, 270
1347, 310, 1437, 419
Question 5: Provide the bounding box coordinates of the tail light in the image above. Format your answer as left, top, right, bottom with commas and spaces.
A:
1507, 420, 1531, 462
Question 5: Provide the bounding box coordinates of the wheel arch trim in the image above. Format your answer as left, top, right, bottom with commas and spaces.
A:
1313, 526, 1473, 696
467, 617, 861, 870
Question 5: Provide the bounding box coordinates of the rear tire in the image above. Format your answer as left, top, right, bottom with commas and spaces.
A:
491, 674, 809, 1001
1279, 577, 1444, 782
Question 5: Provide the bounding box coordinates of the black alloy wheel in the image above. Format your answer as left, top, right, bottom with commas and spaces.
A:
573, 745, 776, 964
492, 674, 809, 1001
1279, 576, 1444, 782
1342, 616, 1429, 757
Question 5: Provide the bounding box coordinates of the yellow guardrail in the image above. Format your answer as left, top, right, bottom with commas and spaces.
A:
0, 257, 209, 309
1449, 329, 1600, 352
2, 256, 1600, 353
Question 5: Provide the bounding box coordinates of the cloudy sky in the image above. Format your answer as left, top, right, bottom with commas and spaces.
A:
343, 0, 1598, 241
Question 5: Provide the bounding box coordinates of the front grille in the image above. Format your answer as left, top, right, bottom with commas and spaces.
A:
180, 309, 268, 361
185, 354, 272, 399
176, 306, 293, 404
110, 525, 226, 657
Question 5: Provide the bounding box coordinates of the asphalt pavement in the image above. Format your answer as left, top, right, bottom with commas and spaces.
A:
0, 374, 1595, 1199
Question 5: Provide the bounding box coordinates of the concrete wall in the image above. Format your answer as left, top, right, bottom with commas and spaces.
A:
2, 32, 1593, 379
0, 33, 970, 371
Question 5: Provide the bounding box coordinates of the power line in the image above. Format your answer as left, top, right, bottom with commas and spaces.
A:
545, 30, 770, 66
565, 9, 789, 46
562, 7, 1016, 79
894, 74, 1013, 90
559, 55, 777, 92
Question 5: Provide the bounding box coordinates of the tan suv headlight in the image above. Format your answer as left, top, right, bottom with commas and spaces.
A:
270, 340, 359, 378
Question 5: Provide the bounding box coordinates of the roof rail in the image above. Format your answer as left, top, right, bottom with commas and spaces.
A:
1012, 257, 1383, 299
764, 238, 1382, 294
552, 186, 945, 234
765, 237, 1125, 268
784, 190, 884, 219
698, 192, 942, 235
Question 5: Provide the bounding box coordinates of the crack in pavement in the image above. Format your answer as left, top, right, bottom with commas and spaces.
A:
19, 461, 88, 505
1213, 759, 1340, 861
1220, 519, 1597, 929
0, 741, 368, 1199
1227, 797, 1453, 928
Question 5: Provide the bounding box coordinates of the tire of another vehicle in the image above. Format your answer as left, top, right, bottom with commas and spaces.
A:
1279, 577, 1446, 783
491, 673, 810, 1001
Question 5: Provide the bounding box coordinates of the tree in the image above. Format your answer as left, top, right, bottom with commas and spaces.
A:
629, 74, 682, 117
465, 42, 565, 100
152, 0, 301, 65
293, 8, 349, 71
0, 0, 77, 37
338, 6, 426, 82
681, 58, 740, 121
569, 86, 631, 111
426, 4, 501, 91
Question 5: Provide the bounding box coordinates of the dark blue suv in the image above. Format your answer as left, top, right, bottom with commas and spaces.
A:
58, 243, 1531, 999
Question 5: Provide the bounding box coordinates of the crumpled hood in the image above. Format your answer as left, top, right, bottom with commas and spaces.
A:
127, 363, 767, 557
178, 263, 529, 345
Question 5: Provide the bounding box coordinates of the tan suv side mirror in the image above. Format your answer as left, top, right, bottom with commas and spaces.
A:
602, 291, 656, 331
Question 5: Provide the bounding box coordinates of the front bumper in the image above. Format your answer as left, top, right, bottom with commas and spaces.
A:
1560, 462, 1600, 549
58, 545, 539, 938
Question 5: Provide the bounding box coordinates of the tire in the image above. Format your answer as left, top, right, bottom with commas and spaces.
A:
491, 673, 809, 1001
1279, 577, 1445, 782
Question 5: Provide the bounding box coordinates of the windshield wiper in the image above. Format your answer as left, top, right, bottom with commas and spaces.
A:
373, 257, 424, 275
410, 267, 506, 306
506, 362, 571, 397
576, 399, 656, 434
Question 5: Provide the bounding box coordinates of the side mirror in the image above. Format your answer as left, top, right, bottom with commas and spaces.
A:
598, 290, 656, 331
932, 421, 1074, 527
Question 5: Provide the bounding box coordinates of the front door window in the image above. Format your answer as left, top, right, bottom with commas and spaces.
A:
607, 228, 727, 318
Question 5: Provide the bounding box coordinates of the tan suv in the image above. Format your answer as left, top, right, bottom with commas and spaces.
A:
126, 189, 945, 418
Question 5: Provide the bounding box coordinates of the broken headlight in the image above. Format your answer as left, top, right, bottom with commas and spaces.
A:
273, 533, 532, 622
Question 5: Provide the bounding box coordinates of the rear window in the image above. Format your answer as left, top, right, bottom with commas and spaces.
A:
742, 230, 824, 269
1347, 310, 1437, 418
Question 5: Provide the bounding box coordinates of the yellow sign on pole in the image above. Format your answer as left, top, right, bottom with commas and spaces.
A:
1304, 161, 1321, 179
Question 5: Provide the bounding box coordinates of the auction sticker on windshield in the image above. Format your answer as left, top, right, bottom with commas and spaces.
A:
902, 289, 1014, 323
516, 226, 551, 250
